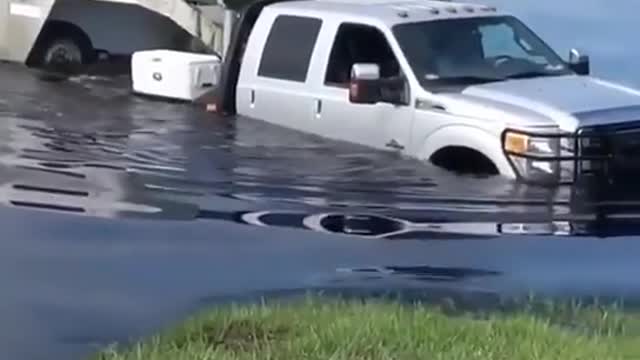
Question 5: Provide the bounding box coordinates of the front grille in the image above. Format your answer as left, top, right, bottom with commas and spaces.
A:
576, 120, 640, 182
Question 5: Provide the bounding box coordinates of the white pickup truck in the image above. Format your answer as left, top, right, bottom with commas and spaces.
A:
200, 0, 640, 186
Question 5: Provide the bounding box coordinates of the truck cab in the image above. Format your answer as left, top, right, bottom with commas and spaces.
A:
212, 0, 640, 187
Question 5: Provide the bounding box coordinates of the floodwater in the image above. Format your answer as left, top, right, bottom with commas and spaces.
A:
3, 1, 640, 359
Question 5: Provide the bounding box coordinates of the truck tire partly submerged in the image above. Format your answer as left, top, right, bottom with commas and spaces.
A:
28, 21, 96, 74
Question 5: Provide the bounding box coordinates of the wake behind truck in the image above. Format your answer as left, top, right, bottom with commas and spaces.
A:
138, 0, 640, 187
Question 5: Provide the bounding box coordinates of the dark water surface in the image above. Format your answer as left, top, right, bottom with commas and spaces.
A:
2, 1, 640, 359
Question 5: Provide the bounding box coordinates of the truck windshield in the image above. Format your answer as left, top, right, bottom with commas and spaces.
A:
392, 16, 573, 88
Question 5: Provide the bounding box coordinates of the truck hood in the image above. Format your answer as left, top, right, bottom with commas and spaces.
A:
438, 75, 640, 131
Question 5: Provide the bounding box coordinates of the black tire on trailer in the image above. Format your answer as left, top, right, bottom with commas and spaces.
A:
27, 21, 96, 72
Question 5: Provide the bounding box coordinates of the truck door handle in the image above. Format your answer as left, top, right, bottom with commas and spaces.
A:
386, 139, 404, 150
315, 99, 322, 117
250, 89, 255, 106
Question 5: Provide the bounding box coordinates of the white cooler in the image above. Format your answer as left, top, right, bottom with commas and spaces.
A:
131, 49, 222, 101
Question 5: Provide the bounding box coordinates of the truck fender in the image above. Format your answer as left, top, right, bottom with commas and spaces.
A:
417, 125, 516, 178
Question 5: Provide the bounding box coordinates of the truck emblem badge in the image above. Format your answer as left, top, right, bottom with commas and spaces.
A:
153, 72, 163, 81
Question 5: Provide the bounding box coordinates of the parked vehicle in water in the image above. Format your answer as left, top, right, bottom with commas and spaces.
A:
139, 0, 640, 186
0, 0, 228, 71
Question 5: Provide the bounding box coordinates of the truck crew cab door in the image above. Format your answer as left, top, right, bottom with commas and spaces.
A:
309, 22, 414, 153
236, 12, 322, 134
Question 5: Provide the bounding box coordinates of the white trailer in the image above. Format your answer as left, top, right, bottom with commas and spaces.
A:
0, 0, 231, 70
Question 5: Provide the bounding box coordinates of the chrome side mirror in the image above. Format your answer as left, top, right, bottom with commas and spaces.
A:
351, 63, 380, 81
349, 63, 409, 105
349, 63, 381, 104
568, 48, 590, 75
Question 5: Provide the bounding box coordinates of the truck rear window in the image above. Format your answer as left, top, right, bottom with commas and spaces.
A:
258, 15, 322, 82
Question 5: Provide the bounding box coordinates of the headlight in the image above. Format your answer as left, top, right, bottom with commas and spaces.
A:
503, 129, 573, 184
504, 131, 559, 158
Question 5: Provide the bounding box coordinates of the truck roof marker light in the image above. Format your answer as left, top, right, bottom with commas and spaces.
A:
412, 4, 438, 14
412, 4, 430, 10
391, 5, 411, 17
445, 6, 457, 13
463, 5, 474, 12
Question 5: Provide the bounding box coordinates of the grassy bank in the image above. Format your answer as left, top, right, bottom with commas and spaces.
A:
94, 295, 640, 360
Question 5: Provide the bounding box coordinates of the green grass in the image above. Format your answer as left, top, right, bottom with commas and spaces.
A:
93, 295, 640, 360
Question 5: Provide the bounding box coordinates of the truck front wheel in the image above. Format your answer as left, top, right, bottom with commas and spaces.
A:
27, 22, 96, 73
43, 38, 84, 65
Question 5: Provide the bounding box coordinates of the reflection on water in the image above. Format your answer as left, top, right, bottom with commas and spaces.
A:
1, 63, 640, 238
336, 265, 501, 283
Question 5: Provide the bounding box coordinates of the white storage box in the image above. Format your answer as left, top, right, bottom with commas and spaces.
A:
131, 49, 222, 101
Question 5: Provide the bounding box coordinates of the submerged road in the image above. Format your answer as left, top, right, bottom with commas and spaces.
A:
3, 204, 640, 360
2, 0, 640, 357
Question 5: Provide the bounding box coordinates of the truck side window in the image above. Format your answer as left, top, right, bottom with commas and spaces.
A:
324, 23, 401, 87
258, 15, 322, 82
